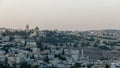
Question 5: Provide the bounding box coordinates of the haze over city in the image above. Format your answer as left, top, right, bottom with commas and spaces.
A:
0, 0, 120, 31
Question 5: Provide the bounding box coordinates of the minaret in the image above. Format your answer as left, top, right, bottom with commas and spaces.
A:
81, 49, 84, 58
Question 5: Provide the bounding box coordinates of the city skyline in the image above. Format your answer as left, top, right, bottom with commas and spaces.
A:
0, 0, 120, 31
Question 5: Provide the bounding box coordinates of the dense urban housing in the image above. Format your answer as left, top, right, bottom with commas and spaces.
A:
0, 26, 120, 68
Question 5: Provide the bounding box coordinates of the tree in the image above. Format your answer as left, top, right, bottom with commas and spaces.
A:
62, 49, 65, 55
20, 62, 31, 68
36, 41, 44, 51
70, 63, 82, 68
44, 55, 49, 63
106, 64, 110, 68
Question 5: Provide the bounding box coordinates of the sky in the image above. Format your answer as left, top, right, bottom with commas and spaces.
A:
0, 0, 120, 31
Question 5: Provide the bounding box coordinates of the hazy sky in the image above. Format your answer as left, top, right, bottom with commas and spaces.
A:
0, 0, 120, 31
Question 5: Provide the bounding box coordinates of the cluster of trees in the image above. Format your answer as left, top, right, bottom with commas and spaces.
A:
37, 31, 81, 46
70, 62, 93, 68
54, 54, 66, 61
103, 41, 120, 46
70, 63, 110, 68
0, 62, 38, 68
